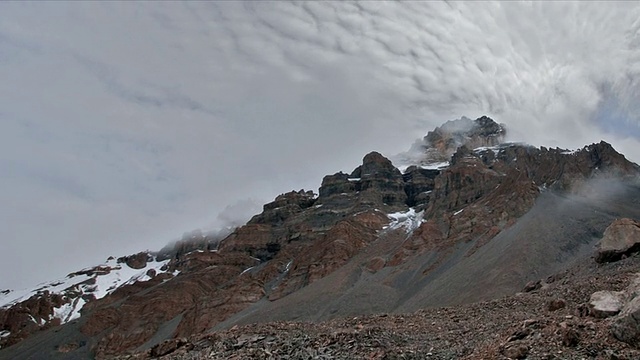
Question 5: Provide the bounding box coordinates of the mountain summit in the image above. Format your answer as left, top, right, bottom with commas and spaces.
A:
2, 116, 640, 359
393, 115, 506, 170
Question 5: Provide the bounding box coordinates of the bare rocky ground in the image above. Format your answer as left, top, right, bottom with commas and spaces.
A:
113, 253, 640, 360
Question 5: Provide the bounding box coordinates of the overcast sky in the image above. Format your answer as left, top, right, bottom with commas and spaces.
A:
1, 1, 639, 290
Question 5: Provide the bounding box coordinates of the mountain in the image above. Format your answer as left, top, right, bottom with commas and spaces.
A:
2, 116, 640, 359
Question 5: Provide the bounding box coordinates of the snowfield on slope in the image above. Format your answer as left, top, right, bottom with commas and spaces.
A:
0, 256, 175, 324
396, 161, 450, 174
385, 208, 424, 233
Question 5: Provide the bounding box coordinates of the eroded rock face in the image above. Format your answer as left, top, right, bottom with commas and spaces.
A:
319, 152, 406, 210
267, 210, 389, 301
402, 167, 438, 209
249, 190, 316, 225
596, 218, 640, 263
357, 152, 407, 207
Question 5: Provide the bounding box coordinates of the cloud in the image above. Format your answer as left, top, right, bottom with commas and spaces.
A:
0, 1, 639, 289
215, 198, 263, 230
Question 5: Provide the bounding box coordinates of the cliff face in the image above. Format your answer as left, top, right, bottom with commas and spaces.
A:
2, 116, 640, 359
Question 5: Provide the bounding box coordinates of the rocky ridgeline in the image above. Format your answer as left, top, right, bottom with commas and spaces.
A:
2, 116, 640, 359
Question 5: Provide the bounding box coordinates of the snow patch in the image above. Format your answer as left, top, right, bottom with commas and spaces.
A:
561, 149, 579, 155
396, 161, 450, 173
386, 208, 424, 233
347, 178, 361, 182
53, 296, 85, 324
453, 209, 464, 216
0, 330, 9, 338
0, 255, 175, 325
419, 161, 450, 170
240, 266, 254, 275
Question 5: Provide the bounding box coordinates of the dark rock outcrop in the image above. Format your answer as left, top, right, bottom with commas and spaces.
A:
402, 167, 438, 208
357, 152, 406, 207
249, 190, 316, 225
318, 152, 406, 209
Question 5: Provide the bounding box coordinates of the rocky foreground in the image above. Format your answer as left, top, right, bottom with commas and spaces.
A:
117, 247, 640, 360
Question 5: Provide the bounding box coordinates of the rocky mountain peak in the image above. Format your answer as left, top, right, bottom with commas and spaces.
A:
248, 190, 316, 226
360, 151, 400, 177
2, 116, 640, 359
424, 115, 505, 156
394, 116, 506, 169
318, 151, 406, 209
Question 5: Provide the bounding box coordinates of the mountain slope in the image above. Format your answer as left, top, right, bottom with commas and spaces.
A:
212, 178, 640, 329
2, 116, 640, 359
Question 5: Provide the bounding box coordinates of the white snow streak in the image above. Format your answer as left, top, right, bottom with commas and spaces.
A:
1, 255, 175, 324
385, 208, 424, 233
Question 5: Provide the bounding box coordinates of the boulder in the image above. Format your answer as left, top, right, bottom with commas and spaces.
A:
547, 298, 566, 312
589, 291, 624, 318
595, 218, 640, 263
610, 273, 640, 347
501, 343, 529, 359
611, 297, 640, 347
561, 328, 580, 347
117, 252, 152, 269
523, 280, 542, 293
